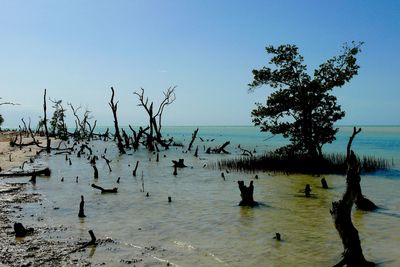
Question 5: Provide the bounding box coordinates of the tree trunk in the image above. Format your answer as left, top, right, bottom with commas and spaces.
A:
109, 87, 126, 154
330, 127, 375, 267
188, 128, 199, 151
43, 89, 51, 153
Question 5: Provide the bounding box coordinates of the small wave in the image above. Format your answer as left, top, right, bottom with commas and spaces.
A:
174, 240, 228, 266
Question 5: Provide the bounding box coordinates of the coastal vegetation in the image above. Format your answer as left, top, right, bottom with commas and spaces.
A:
0, 44, 394, 266
249, 42, 362, 159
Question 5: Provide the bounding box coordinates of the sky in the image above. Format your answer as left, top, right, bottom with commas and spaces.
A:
0, 0, 399, 128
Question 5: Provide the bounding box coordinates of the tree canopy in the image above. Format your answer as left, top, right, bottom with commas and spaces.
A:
249, 42, 362, 158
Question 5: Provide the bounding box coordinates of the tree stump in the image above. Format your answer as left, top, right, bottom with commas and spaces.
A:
321, 177, 328, 189
78, 195, 86, 218
14, 222, 33, 237
238, 180, 258, 207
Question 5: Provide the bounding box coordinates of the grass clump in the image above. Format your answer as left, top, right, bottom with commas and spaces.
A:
215, 152, 389, 174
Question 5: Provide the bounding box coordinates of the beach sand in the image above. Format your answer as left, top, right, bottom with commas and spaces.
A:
0, 132, 88, 266
0, 131, 45, 173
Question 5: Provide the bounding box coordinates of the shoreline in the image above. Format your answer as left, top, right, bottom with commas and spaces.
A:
0, 132, 84, 266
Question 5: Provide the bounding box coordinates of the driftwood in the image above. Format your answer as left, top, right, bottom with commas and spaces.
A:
206, 141, 231, 154
188, 128, 199, 151
0, 167, 51, 177
91, 183, 118, 193
330, 127, 375, 267
238, 180, 258, 207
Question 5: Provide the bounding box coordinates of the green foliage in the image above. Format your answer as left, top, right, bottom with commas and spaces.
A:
0, 114, 4, 127
249, 42, 362, 158
50, 99, 68, 140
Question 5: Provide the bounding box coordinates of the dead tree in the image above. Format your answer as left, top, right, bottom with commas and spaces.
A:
91, 183, 118, 193
132, 161, 139, 176
238, 180, 258, 207
102, 155, 112, 172
121, 129, 130, 148
86, 119, 97, 141
330, 127, 375, 267
68, 103, 94, 140
109, 87, 126, 154
129, 125, 149, 150
188, 128, 199, 151
134, 87, 176, 150
43, 89, 51, 153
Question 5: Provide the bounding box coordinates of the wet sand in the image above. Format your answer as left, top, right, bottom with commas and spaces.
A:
0, 132, 87, 266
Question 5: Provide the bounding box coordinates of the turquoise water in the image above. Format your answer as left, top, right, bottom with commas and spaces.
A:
4, 126, 400, 266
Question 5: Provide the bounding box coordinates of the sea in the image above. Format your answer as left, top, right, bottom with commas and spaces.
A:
3, 126, 400, 266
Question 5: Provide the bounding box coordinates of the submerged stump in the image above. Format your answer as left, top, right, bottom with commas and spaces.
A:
238, 180, 258, 207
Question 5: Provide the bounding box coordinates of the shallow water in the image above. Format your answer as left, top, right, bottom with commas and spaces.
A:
6, 126, 400, 266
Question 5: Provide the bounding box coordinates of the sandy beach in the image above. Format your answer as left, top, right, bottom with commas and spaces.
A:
0, 131, 45, 173
0, 132, 88, 267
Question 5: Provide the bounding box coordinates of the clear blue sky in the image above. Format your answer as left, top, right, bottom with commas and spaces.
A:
0, 0, 399, 127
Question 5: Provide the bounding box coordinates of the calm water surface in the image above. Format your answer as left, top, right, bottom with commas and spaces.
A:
6, 126, 400, 266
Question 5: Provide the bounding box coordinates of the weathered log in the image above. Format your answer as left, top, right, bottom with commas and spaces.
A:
238, 180, 258, 207
0, 167, 51, 177
330, 127, 375, 267
91, 183, 118, 193
194, 146, 199, 157
215, 141, 230, 154
188, 128, 199, 151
